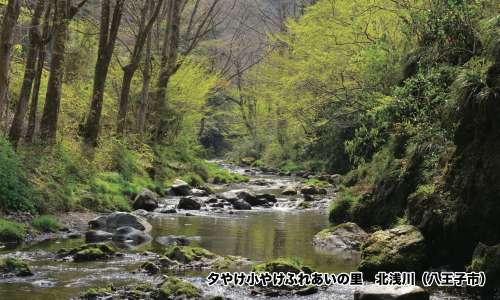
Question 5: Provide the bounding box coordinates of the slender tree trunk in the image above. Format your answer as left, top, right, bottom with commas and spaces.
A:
26, 2, 52, 143
0, 0, 21, 129
154, 0, 182, 142
9, 0, 46, 147
117, 0, 162, 135
40, 0, 69, 143
82, 0, 125, 146
137, 31, 152, 134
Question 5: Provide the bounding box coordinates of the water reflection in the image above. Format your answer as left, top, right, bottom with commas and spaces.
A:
149, 210, 360, 273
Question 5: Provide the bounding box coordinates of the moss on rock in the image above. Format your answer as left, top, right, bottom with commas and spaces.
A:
163, 246, 216, 264
358, 225, 428, 279
158, 277, 201, 299
253, 257, 313, 274
59, 243, 117, 262
0, 257, 33, 277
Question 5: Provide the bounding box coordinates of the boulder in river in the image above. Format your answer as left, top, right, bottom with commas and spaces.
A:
313, 222, 369, 251
282, 186, 298, 196
359, 225, 428, 279
218, 191, 239, 203
354, 285, 429, 300
170, 179, 191, 196
256, 193, 277, 203
59, 243, 118, 262
132, 188, 158, 211
177, 197, 202, 210
112, 226, 152, 245
235, 189, 258, 203
190, 188, 209, 197
158, 276, 201, 300
89, 212, 151, 233
85, 230, 113, 243
0, 257, 33, 277
301, 185, 327, 195
232, 199, 252, 210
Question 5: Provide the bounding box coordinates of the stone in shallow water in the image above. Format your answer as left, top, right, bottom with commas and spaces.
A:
313, 222, 369, 251
89, 212, 150, 233
177, 197, 202, 210
132, 188, 158, 211
171, 179, 191, 196
354, 285, 429, 300
85, 230, 113, 243
232, 199, 252, 210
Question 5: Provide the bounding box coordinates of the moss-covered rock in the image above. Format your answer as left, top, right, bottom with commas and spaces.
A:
164, 246, 216, 264
158, 277, 201, 299
252, 257, 313, 274
82, 285, 115, 300
0, 257, 33, 277
467, 242, 500, 296
59, 243, 117, 262
358, 225, 428, 279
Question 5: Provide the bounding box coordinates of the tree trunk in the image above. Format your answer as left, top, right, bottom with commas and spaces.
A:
0, 0, 21, 128
153, 0, 182, 142
40, 0, 69, 143
26, 1, 52, 144
117, 0, 163, 135
9, 0, 46, 147
137, 31, 152, 134
82, 0, 125, 146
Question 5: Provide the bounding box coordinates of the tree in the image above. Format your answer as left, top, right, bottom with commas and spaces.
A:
25, 1, 53, 143
153, 0, 222, 142
116, 0, 163, 135
40, 0, 89, 143
82, 0, 126, 146
9, 0, 47, 148
0, 0, 21, 129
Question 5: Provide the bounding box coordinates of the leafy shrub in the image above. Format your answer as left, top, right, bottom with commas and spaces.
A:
0, 218, 26, 243
32, 215, 60, 232
0, 138, 34, 212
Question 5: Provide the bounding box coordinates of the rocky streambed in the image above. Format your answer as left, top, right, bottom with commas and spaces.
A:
0, 163, 472, 299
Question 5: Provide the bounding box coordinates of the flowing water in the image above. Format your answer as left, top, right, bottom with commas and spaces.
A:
0, 164, 468, 299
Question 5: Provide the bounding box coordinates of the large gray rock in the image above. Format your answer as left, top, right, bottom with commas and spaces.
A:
313, 223, 369, 251
235, 189, 258, 203
177, 197, 202, 210
354, 285, 429, 300
359, 225, 428, 279
218, 191, 239, 203
257, 193, 277, 203
85, 230, 113, 243
112, 226, 151, 244
89, 212, 151, 233
132, 189, 158, 211
171, 179, 191, 196
156, 235, 200, 247
190, 188, 209, 197
233, 199, 252, 210
282, 186, 298, 196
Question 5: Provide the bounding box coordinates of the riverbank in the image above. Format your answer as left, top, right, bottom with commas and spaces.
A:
0, 163, 471, 300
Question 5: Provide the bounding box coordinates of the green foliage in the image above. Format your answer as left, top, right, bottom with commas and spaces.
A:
0, 219, 26, 243
0, 138, 34, 212
31, 215, 60, 232
329, 189, 360, 224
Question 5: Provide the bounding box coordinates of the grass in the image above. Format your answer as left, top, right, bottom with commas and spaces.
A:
329, 189, 360, 224
31, 215, 60, 232
0, 218, 26, 243
304, 178, 330, 188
